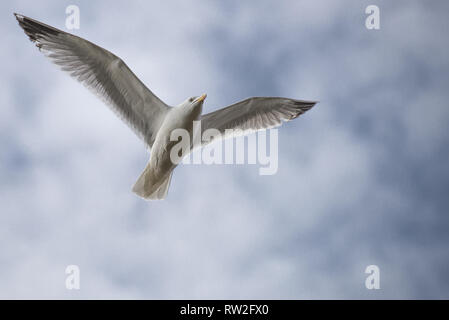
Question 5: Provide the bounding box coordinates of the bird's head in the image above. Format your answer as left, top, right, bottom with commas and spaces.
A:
184, 93, 207, 107
179, 94, 207, 118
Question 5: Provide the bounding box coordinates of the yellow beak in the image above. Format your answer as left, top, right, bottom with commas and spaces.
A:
196, 93, 207, 102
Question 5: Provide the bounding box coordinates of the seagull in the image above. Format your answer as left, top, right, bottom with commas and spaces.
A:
14, 13, 317, 200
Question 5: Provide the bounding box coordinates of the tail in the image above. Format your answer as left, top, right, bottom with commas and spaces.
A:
132, 166, 173, 200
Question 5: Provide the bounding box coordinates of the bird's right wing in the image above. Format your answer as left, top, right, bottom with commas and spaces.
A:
14, 13, 170, 147
199, 97, 316, 145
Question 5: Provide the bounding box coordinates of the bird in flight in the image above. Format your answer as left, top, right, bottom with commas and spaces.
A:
14, 13, 317, 200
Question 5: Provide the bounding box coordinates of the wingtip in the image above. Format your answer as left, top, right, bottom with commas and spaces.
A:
309, 101, 318, 110
13, 12, 24, 21
296, 99, 318, 108
307, 100, 319, 108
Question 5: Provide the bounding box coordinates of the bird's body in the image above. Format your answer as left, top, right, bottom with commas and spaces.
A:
133, 96, 204, 199
14, 13, 317, 200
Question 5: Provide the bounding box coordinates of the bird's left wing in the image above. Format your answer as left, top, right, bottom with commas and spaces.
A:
14, 13, 170, 147
199, 97, 316, 144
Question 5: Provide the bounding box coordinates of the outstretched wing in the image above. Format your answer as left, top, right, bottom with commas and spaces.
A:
14, 13, 170, 147
200, 97, 316, 144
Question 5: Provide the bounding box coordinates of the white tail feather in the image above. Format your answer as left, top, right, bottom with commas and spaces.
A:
132, 166, 173, 200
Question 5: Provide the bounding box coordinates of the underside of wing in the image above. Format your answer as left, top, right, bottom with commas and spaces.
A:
200, 97, 317, 144
14, 13, 170, 147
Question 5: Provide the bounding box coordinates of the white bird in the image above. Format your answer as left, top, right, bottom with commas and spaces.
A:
14, 13, 317, 200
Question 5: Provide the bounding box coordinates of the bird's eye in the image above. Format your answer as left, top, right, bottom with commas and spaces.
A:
189, 97, 196, 103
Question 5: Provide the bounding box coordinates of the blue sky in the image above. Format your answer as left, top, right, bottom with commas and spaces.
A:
1, 0, 448, 298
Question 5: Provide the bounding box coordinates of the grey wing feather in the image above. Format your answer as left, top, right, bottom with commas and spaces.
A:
200, 97, 316, 144
14, 13, 170, 147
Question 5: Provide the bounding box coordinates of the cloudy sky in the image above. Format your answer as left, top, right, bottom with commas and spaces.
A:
1, 0, 448, 299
